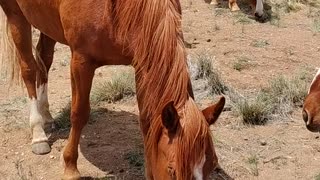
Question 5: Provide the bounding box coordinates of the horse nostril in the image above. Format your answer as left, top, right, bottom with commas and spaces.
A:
302, 110, 308, 123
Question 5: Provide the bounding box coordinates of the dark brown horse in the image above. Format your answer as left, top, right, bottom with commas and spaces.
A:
303, 68, 320, 132
0, 0, 225, 179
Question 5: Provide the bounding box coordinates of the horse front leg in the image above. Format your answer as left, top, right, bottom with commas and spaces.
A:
62, 52, 95, 180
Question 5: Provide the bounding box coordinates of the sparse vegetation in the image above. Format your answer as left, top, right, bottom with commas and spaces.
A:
54, 102, 71, 130
247, 154, 259, 176
232, 57, 254, 71
125, 150, 144, 168
230, 72, 311, 125
251, 39, 269, 48
313, 18, 320, 33
269, 4, 282, 27
194, 52, 228, 95
195, 53, 214, 79
208, 71, 228, 95
263, 74, 310, 114
91, 71, 135, 104
315, 173, 320, 180
230, 90, 271, 125
233, 13, 253, 25
285, 0, 304, 13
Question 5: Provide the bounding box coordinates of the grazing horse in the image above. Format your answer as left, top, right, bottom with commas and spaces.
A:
0, 0, 226, 179
303, 68, 320, 132
210, 0, 264, 18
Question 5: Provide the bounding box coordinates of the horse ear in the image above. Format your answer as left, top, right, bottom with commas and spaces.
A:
162, 101, 179, 133
202, 96, 225, 125
309, 68, 320, 94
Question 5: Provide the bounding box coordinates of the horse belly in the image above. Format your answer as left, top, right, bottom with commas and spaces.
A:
16, 0, 67, 44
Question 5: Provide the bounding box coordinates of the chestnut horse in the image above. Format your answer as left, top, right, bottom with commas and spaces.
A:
303, 68, 320, 132
0, 0, 226, 179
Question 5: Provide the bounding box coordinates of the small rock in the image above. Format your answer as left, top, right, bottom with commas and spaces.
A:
81, 135, 85, 139
207, 39, 211, 42
315, 136, 319, 139
244, 138, 248, 141
260, 140, 267, 146
119, 169, 124, 173
50, 155, 55, 159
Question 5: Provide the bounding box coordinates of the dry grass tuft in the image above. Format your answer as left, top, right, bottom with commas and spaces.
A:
91, 71, 135, 104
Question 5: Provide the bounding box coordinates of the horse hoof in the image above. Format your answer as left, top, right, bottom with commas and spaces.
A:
32, 142, 51, 155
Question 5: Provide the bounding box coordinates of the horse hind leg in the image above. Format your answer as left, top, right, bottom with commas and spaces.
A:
63, 52, 96, 180
35, 33, 56, 129
3, 6, 51, 154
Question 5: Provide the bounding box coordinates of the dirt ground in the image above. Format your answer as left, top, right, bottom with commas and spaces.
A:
1, 0, 320, 179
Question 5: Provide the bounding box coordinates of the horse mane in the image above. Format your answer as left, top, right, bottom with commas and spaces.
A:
114, 0, 189, 131
114, 0, 208, 179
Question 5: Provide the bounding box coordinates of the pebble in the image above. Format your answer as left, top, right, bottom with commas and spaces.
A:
50, 155, 55, 159
260, 140, 267, 146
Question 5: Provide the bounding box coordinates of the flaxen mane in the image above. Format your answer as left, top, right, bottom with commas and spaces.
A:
114, 1, 209, 179
114, 0, 189, 131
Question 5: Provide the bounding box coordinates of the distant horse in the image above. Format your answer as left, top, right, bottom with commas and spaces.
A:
210, 0, 265, 19
0, 0, 225, 179
303, 68, 320, 132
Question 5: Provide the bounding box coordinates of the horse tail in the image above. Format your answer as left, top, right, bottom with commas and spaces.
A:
0, 8, 22, 86
0, 8, 47, 87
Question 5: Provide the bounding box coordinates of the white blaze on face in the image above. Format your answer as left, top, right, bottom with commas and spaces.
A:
255, 0, 264, 16
193, 155, 206, 180
309, 68, 320, 94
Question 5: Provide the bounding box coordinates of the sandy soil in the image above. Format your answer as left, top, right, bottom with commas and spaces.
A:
1, 0, 320, 179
